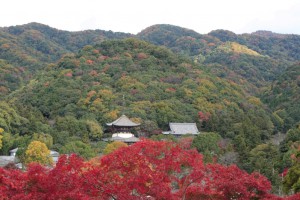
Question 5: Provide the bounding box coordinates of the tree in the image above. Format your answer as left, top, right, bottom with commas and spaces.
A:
86, 120, 103, 141
0, 140, 291, 199
0, 101, 26, 133
16, 147, 27, 167
103, 141, 128, 155
280, 127, 300, 153
249, 143, 281, 189
192, 132, 222, 162
61, 141, 96, 160
283, 147, 300, 194
32, 133, 53, 148
25, 140, 53, 166
0, 128, 3, 150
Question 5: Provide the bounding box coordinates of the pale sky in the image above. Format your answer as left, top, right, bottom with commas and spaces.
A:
1, 0, 300, 34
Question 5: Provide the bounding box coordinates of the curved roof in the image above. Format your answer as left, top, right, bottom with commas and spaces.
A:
106, 114, 140, 127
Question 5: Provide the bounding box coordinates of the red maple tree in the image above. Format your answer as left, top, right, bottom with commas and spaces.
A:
0, 140, 298, 199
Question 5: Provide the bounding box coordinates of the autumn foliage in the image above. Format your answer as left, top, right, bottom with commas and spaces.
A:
0, 140, 297, 199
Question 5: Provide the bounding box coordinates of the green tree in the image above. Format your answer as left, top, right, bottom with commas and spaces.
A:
0, 101, 27, 134
86, 120, 103, 141
280, 127, 300, 153
16, 147, 27, 167
249, 143, 281, 189
283, 150, 300, 194
61, 141, 96, 160
103, 141, 128, 155
25, 141, 53, 166
32, 133, 53, 149
192, 132, 222, 154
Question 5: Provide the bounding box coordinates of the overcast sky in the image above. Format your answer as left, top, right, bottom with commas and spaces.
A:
1, 0, 300, 34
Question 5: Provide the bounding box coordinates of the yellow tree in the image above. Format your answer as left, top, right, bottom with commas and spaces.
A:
0, 128, 3, 150
103, 141, 128, 155
25, 141, 53, 166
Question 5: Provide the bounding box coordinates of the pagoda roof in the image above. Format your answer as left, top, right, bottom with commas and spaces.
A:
106, 114, 140, 127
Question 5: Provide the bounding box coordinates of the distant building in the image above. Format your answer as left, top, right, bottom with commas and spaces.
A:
0, 148, 60, 168
50, 150, 60, 163
0, 156, 15, 167
163, 123, 200, 137
106, 114, 140, 144
9, 148, 18, 157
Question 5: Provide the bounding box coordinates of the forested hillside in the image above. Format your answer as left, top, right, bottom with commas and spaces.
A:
262, 63, 300, 131
138, 25, 300, 93
0, 23, 131, 94
4, 38, 272, 146
0, 23, 300, 196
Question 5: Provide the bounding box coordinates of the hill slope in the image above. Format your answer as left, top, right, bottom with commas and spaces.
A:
2, 23, 299, 95
138, 25, 298, 92
262, 63, 300, 131
8, 39, 273, 150
0, 23, 132, 94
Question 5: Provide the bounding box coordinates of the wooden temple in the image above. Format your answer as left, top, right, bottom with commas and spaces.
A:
106, 114, 140, 144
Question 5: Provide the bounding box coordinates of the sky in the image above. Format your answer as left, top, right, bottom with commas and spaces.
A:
1, 0, 300, 35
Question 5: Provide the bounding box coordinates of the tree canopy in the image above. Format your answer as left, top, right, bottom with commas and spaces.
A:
25, 140, 53, 166
1, 140, 291, 199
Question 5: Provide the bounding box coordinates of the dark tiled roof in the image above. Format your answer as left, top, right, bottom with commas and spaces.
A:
106, 114, 140, 127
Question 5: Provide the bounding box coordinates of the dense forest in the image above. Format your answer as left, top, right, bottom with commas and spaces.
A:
0, 23, 300, 198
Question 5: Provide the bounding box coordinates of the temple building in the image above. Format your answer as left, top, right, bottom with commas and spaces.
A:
163, 123, 200, 137
106, 114, 140, 144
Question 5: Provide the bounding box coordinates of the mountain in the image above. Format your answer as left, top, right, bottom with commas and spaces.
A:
209, 29, 300, 64
137, 25, 295, 93
137, 25, 300, 129
0, 23, 132, 94
1, 23, 299, 135
137, 24, 221, 56
7, 38, 273, 151
0, 22, 132, 64
2, 23, 300, 95
1, 23, 299, 129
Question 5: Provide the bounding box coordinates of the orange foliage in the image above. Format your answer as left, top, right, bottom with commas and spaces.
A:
87, 90, 97, 98
98, 55, 109, 61
1, 44, 10, 49
89, 70, 98, 76
0, 86, 8, 94
92, 49, 100, 54
137, 52, 148, 60
105, 110, 119, 121
64, 72, 73, 77
86, 60, 94, 65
